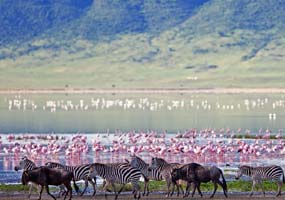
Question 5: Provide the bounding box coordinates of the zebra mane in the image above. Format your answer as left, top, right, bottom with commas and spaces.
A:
45, 162, 64, 168
132, 155, 145, 163
240, 165, 252, 169
20, 156, 35, 164
154, 157, 168, 163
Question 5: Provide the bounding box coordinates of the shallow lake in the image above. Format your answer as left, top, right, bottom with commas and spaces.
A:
0, 92, 285, 184
0, 93, 284, 133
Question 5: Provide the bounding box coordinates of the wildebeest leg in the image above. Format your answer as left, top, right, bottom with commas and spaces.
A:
191, 183, 196, 197
90, 177, 97, 196
170, 181, 176, 196
217, 179, 228, 198
45, 185, 56, 200
210, 182, 218, 198
80, 179, 89, 196
194, 182, 203, 198
176, 180, 184, 196
63, 182, 73, 200
184, 182, 191, 197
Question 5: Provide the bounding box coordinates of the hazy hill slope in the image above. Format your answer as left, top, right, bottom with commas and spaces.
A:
0, 0, 92, 45
0, 0, 284, 89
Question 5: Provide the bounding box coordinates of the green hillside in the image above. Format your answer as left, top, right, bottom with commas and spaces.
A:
0, 0, 284, 89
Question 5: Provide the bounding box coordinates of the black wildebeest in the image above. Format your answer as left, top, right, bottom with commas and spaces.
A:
171, 163, 228, 198
22, 166, 79, 200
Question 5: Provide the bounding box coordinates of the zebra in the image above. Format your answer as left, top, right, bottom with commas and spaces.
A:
45, 162, 96, 196
88, 162, 142, 200
235, 165, 285, 196
128, 154, 163, 196
14, 156, 41, 199
148, 157, 184, 197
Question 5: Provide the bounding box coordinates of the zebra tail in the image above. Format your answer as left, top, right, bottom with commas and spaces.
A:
219, 169, 227, 191
283, 171, 285, 184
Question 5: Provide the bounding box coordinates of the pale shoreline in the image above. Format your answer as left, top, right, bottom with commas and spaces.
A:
1, 88, 285, 94
0, 191, 279, 200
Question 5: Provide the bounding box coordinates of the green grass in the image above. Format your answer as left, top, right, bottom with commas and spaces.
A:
2, 180, 284, 193
0, 184, 28, 192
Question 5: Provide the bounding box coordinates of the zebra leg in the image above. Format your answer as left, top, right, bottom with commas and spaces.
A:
276, 181, 282, 197
37, 185, 44, 200
258, 180, 265, 197
102, 180, 110, 199
250, 180, 257, 197
132, 181, 141, 199
210, 182, 218, 198
28, 183, 33, 198
91, 177, 97, 196
58, 184, 67, 197
111, 182, 119, 200
166, 180, 172, 197
117, 184, 125, 195
142, 177, 149, 196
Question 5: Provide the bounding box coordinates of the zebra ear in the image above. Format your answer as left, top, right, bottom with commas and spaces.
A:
21, 156, 28, 160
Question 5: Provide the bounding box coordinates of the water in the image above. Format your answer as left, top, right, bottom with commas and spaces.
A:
0, 93, 284, 133
0, 92, 285, 184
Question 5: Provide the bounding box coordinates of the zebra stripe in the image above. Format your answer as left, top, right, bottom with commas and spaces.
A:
14, 156, 36, 171
45, 162, 96, 196
130, 155, 163, 180
236, 165, 285, 196
129, 155, 162, 196
88, 163, 141, 199
149, 157, 183, 197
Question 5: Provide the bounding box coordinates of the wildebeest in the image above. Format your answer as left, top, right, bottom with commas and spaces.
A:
22, 166, 79, 200
171, 163, 228, 198
14, 156, 42, 199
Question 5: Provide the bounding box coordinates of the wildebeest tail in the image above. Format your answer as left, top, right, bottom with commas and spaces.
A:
219, 169, 227, 192
73, 179, 79, 193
